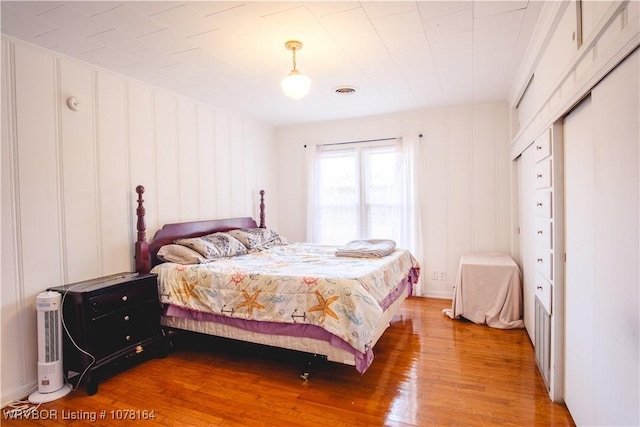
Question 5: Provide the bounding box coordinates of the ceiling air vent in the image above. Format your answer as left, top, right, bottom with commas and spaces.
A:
334, 86, 356, 95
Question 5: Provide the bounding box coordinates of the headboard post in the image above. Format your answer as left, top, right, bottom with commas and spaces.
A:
135, 185, 150, 274
259, 190, 266, 228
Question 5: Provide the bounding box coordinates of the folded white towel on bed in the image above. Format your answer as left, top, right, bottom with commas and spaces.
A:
335, 239, 397, 258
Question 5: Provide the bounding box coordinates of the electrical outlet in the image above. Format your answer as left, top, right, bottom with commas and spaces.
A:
431, 270, 438, 280
439, 271, 447, 281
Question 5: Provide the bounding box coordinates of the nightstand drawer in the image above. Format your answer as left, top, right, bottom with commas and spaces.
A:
89, 302, 160, 359
89, 280, 157, 318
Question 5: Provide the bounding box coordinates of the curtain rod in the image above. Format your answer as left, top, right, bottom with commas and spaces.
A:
305, 134, 422, 148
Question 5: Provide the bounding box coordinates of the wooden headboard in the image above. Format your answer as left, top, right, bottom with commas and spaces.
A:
134, 185, 266, 274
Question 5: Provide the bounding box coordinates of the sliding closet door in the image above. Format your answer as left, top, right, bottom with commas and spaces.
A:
563, 49, 639, 426
563, 96, 595, 424
587, 50, 639, 425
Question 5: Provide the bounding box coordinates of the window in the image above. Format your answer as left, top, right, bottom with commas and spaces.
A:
311, 141, 400, 245
307, 135, 425, 295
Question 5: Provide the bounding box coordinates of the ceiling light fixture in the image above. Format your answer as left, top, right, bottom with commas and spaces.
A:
281, 40, 310, 100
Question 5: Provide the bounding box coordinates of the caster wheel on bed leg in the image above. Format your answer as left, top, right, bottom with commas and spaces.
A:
300, 353, 325, 382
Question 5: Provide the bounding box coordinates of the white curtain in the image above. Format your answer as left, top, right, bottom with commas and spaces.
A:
305, 144, 319, 243
391, 135, 425, 296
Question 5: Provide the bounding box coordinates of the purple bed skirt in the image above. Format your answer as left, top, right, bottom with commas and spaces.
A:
163, 267, 418, 373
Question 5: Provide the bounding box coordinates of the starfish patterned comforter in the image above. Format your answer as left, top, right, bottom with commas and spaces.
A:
152, 243, 420, 355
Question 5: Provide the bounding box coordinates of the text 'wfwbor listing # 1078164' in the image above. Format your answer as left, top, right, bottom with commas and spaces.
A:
3, 408, 157, 422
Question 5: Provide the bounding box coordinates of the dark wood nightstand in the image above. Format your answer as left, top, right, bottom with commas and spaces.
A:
48, 272, 165, 395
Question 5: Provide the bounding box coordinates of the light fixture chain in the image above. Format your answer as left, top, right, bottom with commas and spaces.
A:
292, 47, 297, 71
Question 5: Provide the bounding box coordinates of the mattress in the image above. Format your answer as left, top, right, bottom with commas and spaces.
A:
151, 243, 420, 356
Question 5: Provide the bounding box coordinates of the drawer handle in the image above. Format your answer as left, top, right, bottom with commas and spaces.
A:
536, 202, 543, 207
122, 295, 128, 302
537, 285, 543, 290
537, 258, 543, 263
536, 145, 542, 150
537, 230, 543, 235
537, 173, 543, 178
125, 335, 131, 341
124, 315, 130, 321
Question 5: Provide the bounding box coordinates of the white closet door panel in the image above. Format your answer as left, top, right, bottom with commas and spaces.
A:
590, 50, 639, 426
564, 96, 596, 426
197, 106, 217, 219
14, 44, 62, 291
535, 1, 578, 96
154, 92, 179, 225
177, 99, 199, 222
59, 59, 100, 282
96, 72, 130, 274
581, 1, 615, 43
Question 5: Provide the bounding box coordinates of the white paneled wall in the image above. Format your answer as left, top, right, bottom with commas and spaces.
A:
276, 102, 512, 297
96, 72, 130, 275
60, 59, 101, 282
0, 38, 277, 405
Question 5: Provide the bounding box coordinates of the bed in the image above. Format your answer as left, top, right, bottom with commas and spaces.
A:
133, 185, 420, 373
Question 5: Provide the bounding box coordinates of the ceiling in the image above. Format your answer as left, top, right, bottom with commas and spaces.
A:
0, 1, 543, 126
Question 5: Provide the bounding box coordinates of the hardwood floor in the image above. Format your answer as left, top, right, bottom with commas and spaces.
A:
3, 297, 574, 426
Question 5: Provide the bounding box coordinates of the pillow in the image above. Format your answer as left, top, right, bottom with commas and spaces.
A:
226, 228, 291, 252
157, 244, 207, 265
175, 232, 247, 259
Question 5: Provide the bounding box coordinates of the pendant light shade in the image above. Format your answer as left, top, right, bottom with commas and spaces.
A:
281, 69, 311, 100
281, 41, 310, 99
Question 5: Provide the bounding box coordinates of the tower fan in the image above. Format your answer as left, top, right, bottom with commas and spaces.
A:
28, 291, 71, 403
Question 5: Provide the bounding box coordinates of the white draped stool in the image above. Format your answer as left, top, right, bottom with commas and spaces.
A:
443, 252, 524, 329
